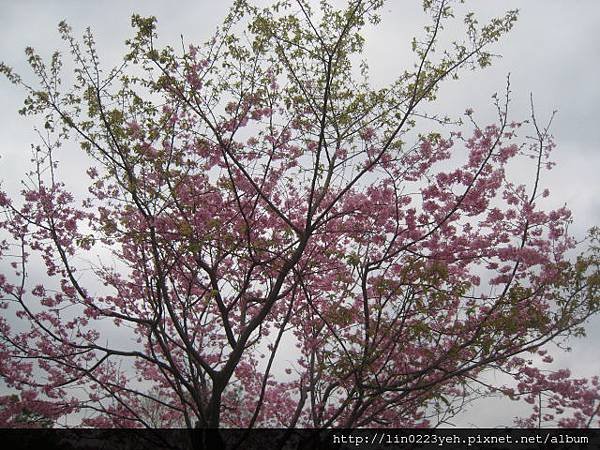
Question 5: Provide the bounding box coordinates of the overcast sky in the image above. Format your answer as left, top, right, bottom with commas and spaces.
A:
1, 0, 599, 427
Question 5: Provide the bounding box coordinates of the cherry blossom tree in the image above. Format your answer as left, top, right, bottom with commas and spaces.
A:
0, 0, 598, 429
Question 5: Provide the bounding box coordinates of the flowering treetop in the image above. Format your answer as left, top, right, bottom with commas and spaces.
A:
0, 0, 598, 429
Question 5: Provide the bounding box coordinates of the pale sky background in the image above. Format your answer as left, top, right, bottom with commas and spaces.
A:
0, 0, 599, 427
